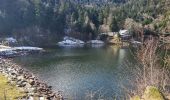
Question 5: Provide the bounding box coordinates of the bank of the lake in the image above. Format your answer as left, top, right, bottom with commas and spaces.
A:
0, 58, 63, 100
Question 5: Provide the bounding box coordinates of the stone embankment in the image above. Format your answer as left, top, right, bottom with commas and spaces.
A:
0, 58, 63, 100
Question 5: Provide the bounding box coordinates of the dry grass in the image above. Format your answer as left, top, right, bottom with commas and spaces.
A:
0, 74, 25, 100
166, 55, 170, 68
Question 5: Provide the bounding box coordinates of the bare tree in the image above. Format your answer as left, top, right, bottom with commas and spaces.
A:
121, 38, 170, 98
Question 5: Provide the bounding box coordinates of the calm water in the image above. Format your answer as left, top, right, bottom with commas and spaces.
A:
13, 46, 134, 100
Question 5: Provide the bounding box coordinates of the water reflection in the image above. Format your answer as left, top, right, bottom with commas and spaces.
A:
14, 46, 133, 100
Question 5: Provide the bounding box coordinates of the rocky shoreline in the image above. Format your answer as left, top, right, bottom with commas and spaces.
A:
0, 58, 63, 100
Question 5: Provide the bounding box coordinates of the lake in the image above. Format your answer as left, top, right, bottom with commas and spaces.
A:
13, 46, 134, 100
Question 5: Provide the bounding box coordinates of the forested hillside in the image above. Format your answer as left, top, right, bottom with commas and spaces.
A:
0, 0, 169, 45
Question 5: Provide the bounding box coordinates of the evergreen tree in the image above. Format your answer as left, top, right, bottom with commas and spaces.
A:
110, 17, 119, 32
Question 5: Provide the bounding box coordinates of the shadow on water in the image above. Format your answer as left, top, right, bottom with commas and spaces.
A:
13, 45, 135, 100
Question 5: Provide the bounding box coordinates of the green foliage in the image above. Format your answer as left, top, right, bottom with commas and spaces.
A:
110, 17, 119, 32
142, 18, 153, 25
0, 0, 168, 39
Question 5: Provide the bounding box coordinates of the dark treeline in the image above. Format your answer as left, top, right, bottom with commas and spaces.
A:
0, 0, 169, 45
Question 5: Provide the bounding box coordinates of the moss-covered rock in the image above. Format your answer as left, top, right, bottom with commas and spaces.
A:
142, 86, 164, 100
130, 95, 141, 100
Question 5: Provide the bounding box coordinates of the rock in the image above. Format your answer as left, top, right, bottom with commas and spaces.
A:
25, 83, 32, 88
142, 86, 165, 100
28, 96, 34, 100
130, 95, 141, 100
166, 95, 170, 100
39, 96, 46, 100
0, 59, 63, 100
18, 87, 26, 93
17, 75, 24, 80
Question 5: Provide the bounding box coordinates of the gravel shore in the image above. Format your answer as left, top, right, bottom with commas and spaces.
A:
0, 58, 63, 100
